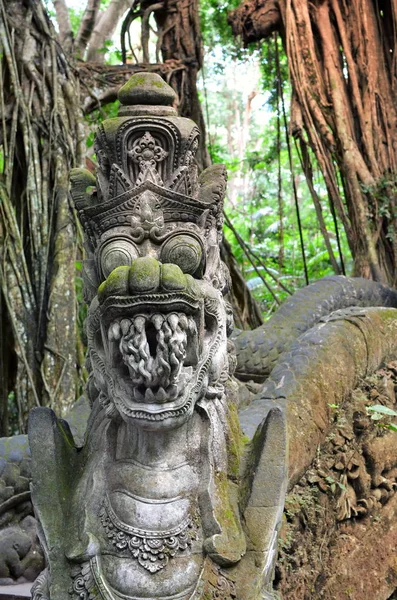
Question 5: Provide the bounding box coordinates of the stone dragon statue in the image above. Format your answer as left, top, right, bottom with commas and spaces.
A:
27, 72, 288, 600
2, 73, 397, 599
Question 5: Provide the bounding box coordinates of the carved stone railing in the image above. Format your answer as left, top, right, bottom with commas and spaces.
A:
28, 72, 288, 600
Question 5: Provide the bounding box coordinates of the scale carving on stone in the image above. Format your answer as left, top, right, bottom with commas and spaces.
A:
28, 73, 288, 600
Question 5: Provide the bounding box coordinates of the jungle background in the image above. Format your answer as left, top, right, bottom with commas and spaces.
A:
0, 0, 396, 435
1, 2, 397, 599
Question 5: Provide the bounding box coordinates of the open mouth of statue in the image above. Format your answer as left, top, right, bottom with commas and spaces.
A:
99, 293, 204, 411
108, 311, 198, 404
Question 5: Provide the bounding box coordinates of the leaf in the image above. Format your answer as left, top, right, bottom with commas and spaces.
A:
384, 423, 397, 432
367, 405, 397, 417
370, 413, 383, 421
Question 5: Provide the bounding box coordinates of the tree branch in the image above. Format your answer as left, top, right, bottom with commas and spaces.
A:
86, 0, 131, 63
120, 1, 142, 64
228, 0, 281, 45
75, 0, 101, 58
53, 0, 73, 53
141, 2, 164, 63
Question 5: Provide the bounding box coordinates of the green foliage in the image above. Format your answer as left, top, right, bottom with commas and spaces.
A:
367, 404, 397, 417
69, 7, 84, 36
258, 36, 289, 111
324, 475, 347, 493
200, 36, 351, 319
199, 0, 242, 55
367, 404, 397, 431
85, 100, 120, 149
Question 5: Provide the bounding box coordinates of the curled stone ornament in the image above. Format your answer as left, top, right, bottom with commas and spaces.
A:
99, 500, 196, 573
129, 131, 169, 168
31, 569, 50, 600
28, 72, 288, 600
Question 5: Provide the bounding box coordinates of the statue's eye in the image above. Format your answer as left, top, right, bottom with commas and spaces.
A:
161, 235, 203, 275
100, 240, 139, 278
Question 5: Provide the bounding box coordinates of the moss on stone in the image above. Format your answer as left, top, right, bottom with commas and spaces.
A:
129, 257, 160, 293
98, 266, 130, 302
226, 401, 244, 480
185, 274, 202, 298
214, 472, 237, 529
161, 263, 187, 291
118, 73, 176, 106
129, 76, 146, 87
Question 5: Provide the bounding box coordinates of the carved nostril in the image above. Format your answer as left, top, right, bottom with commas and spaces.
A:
160, 263, 187, 291
128, 257, 161, 294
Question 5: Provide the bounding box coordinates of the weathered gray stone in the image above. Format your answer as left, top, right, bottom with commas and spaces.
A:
28, 72, 288, 600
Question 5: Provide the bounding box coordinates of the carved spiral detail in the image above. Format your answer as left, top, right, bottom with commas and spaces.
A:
100, 239, 139, 278
161, 234, 203, 275
31, 569, 50, 600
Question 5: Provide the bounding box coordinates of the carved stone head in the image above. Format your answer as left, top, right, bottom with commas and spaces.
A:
71, 73, 231, 431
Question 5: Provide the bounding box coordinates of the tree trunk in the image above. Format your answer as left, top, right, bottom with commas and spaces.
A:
154, 0, 210, 170
0, 0, 84, 431
221, 238, 263, 329
86, 0, 131, 63
0, 292, 15, 435
229, 0, 397, 285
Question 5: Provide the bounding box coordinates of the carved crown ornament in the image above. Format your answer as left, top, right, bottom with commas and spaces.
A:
28, 72, 287, 600
71, 104, 223, 253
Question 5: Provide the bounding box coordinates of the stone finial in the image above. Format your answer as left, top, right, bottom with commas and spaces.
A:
118, 72, 177, 106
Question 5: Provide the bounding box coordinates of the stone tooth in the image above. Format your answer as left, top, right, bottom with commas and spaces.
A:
179, 315, 188, 330
168, 313, 179, 331
134, 315, 146, 332
188, 317, 197, 333
145, 388, 155, 402
108, 322, 121, 341
133, 387, 144, 402
168, 384, 178, 399
112, 322, 121, 340
155, 387, 167, 403
152, 313, 164, 330
120, 319, 131, 336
